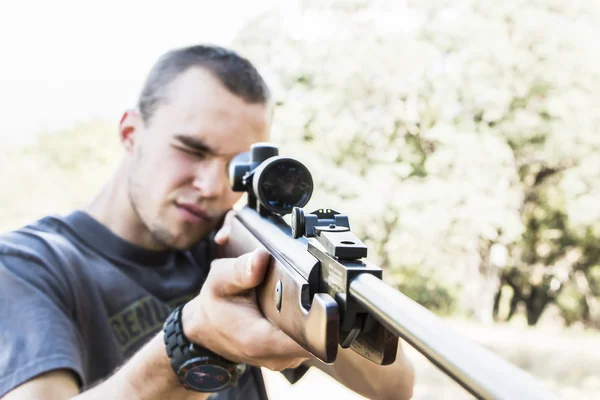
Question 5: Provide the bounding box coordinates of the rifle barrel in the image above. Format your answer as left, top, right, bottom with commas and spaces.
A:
349, 273, 557, 400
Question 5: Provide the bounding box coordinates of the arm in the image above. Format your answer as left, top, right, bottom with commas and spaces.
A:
74, 333, 211, 400
2, 249, 307, 400
2, 334, 210, 400
306, 342, 415, 400
2, 370, 79, 400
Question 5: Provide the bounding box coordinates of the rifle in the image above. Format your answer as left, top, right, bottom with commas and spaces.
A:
223, 143, 557, 400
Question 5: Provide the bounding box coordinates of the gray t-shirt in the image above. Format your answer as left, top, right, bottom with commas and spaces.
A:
0, 210, 291, 399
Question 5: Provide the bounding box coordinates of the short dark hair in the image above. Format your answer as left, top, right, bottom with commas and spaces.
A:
137, 44, 270, 123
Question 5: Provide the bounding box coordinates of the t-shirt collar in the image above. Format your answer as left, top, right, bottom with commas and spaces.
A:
64, 210, 180, 267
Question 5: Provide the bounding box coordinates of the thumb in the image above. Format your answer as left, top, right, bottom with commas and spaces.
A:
214, 209, 236, 246
210, 249, 271, 296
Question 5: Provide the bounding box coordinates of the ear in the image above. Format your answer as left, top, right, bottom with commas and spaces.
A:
119, 109, 142, 152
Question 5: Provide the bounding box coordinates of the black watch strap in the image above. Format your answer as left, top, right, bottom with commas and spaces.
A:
163, 304, 246, 392
163, 304, 192, 372
163, 304, 241, 372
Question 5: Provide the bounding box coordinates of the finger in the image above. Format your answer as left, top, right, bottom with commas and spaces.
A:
225, 318, 312, 366
213, 225, 229, 245
259, 327, 312, 360
214, 209, 236, 245
240, 316, 312, 359
243, 322, 312, 370
209, 249, 271, 296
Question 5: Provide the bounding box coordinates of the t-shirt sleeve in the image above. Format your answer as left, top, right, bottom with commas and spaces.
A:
0, 253, 85, 397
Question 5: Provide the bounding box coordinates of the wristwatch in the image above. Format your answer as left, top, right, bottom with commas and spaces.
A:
163, 304, 246, 392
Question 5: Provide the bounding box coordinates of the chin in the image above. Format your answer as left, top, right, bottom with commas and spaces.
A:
176, 226, 215, 248
161, 236, 200, 251
150, 223, 210, 251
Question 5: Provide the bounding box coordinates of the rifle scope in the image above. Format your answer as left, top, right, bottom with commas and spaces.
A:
228, 143, 313, 215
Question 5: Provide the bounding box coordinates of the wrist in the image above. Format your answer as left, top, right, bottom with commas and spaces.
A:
181, 299, 204, 346
181, 298, 221, 357
164, 303, 245, 393
113, 332, 193, 400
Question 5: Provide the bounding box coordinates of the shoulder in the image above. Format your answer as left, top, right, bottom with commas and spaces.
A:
0, 214, 81, 261
0, 215, 82, 302
0, 217, 89, 398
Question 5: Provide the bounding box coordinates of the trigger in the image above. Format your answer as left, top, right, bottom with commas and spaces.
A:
341, 314, 365, 348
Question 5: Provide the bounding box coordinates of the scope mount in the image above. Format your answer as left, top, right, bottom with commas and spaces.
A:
291, 207, 367, 260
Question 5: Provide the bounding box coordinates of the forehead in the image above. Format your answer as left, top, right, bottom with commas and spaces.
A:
150, 67, 270, 157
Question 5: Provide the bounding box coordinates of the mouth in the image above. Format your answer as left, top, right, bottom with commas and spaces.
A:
175, 203, 215, 224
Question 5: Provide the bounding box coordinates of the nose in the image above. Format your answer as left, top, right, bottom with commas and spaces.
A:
191, 159, 228, 198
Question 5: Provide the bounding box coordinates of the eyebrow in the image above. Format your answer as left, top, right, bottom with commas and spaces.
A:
173, 134, 216, 155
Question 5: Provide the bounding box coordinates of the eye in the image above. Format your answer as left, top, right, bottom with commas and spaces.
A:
175, 146, 207, 160
187, 150, 207, 160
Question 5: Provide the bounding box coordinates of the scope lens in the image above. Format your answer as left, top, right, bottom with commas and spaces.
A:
258, 160, 312, 213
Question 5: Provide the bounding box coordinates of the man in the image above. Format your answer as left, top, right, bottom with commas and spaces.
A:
0, 45, 414, 400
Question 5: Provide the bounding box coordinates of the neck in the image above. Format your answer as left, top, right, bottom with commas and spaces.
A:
83, 159, 168, 251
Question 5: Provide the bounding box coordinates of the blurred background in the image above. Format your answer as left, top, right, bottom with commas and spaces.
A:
1, 0, 599, 398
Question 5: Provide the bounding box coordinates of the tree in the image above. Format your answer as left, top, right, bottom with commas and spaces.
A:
233, 0, 600, 325
0, 119, 119, 231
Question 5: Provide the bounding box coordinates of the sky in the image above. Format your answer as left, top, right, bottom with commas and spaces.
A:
0, 0, 276, 145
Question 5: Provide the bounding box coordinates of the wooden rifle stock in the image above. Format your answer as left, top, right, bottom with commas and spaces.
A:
221, 207, 340, 363
221, 206, 558, 400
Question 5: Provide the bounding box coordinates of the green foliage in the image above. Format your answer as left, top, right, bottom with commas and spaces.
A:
0, 119, 120, 231
389, 267, 456, 316
557, 282, 586, 327
234, 0, 600, 327
3, 0, 599, 329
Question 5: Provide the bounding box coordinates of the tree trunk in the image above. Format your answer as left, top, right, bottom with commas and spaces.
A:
525, 285, 554, 326
492, 285, 502, 321
506, 290, 520, 321
504, 274, 522, 322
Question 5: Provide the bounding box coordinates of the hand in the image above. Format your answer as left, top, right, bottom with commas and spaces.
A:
213, 209, 235, 246
182, 249, 311, 371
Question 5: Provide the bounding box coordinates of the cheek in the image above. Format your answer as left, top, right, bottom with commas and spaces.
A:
214, 188, 240, 211
138, 150, 196, 203
224, 191, 243, 208
164, 159, 195, 187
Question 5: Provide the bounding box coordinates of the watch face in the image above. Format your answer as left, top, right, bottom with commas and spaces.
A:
184, 364, 232, 392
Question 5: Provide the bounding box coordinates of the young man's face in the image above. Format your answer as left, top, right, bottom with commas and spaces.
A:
123, 67, 270, 250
